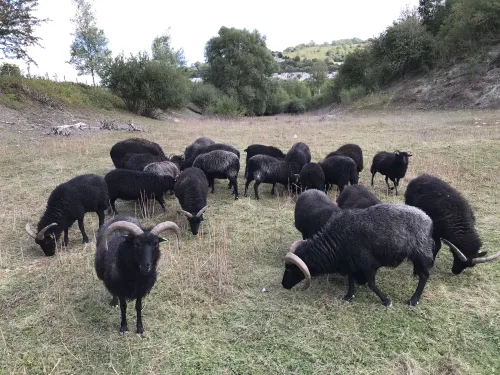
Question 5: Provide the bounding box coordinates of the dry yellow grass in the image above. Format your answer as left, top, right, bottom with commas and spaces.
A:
0, 108, 499, 374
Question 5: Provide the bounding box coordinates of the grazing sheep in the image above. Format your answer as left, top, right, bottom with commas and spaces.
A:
282, 204, 435, 306
244, 144, 286, 177
337, 185, 381, 209
295, 189, 341, 239
25, 174, 109, 256
370, 150, 412, 195
326, 144, 364, 172
123, 153, 167, 171
95, 216, 181, 334
105, 169, 175, 214
405, 174, 500, 274
244, 155, 291, 199
143, 161, 181, 179
319, 155, 359, 193
184, 143, 240, 169
287, 142, 311, 165
193, 150, 240, 199
174, 167, 210, 235
298, 162, 326, 192
110, 138, 165, 168
184, 137, 215, 166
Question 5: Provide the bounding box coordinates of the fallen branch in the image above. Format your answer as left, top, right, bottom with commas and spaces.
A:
0, 120, 15, 125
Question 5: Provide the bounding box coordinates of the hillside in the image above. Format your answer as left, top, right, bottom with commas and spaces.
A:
283, 38, 367, 63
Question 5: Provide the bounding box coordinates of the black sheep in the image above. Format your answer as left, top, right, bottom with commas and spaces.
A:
326, 143, 364, 172
193, 150, 240, 199
122, 153, 167, 171
295, 189, 341, 239
95, 216, 181, 334
298, 162, 326, 192
319, 155, 359, 193
185, 143, 239, 169
287, 142, 311, 165
110, 138, 165, 168
174, 167, 210, 235
25, 174, 109, 256
370, 150, 412, 195
405, 174, 500, 274
244, 144, 285, 177
184, 137, 215, 166
282, 204, 435, 306
337, 185, 381, 209
105, 169, 175, 214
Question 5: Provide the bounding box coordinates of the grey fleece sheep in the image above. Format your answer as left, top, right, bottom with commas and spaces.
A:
337, 185, 381, 209
319, 155, 359, 193
370, 150, 412, 195
123, 153, 167, 171
184, 137, 215, 166
405, 174, 500, 274
193, 150, 240, 199
144, 161, 181, 179
95, 216, 181, 334
282, 204, 434, 306
185, 143, 240, 169
295, 189, 341, 239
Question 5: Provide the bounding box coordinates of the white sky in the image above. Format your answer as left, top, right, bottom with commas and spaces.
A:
4, 0, 418, 83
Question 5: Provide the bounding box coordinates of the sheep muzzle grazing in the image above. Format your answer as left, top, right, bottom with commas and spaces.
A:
283, 240, 311, 290
442, 238, 500, 267
177, 205, 209, 235
25, 222, 59, 255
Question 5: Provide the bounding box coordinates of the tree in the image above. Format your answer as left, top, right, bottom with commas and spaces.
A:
310, 61, 327, 94
0, 0, 48, 64
151, 29, 185, 67
68, 0, 111, 85
418, 0, 446, 34
204, 27, 278, 115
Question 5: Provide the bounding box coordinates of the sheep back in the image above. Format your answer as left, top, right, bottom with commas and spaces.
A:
105, 169, 175, 201
337, 185, 381, 209
192, 150, 240, 180
320, 155, 359, 189
144, 161, 181, 179
123, 153, 167, 171
295, 189, 340, 239
184, 137, 215, 162
174, 167, 209, 214
110, 138, 165, 168
327, 144, 364, 172
299, 163, 325, 191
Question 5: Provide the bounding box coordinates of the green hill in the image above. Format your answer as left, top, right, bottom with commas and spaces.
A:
283, 38, 367, 63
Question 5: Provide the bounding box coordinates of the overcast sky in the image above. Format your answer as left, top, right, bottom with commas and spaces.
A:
5, 0, 418, 83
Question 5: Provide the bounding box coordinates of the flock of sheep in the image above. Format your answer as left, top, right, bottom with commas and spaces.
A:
24, 137, 499, 334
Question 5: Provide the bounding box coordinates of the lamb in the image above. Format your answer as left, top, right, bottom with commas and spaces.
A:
337, 185, 381, 209
282, 204, 435, 306
326, 143, 364, 172
295, 189, 341, 239
244, 144, 310, 199
25, 174, 109, 256
105, 169, 176, 214
192, 150, 240, 199
122, 153, 167, 171
184, 137, 215, 165
319, 155, 359, 193
184, 143, 239, 169
244, 144, 285, 177
405, 174, 500, 274
370, 150, 412, 195
95, 215, 181, 334
174, 167, 210, 235
110, 138, 165, 168
298, 162, 325, 192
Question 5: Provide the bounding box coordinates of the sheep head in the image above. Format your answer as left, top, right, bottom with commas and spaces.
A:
282, 240, 311, 290
177, 205, 209, 235
25, 222, 59, 256
442, 238, 500, 274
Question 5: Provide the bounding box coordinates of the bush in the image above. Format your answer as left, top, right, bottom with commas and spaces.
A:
339, 86, 366, 104
285, 98, 306, 114
101, 52, 190, 117
0, 63, 21, 77
190, 83, 221, 111
264, 81, 290, 115
206, 94, 245, 116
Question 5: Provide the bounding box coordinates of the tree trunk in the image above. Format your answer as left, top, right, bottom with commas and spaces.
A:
91, 68, 95, 86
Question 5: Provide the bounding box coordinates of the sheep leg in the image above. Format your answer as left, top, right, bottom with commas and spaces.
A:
230, 178, 238, 200
366, 272, 392, 306
110, 199, 119, 215
227, 181, 232, 189
407, 269, 430, 306
136, 297, 144, 334
63, 228, 69, 247
78, 218, 89, 243
209, 178, 215, 194
343, 274, 356, 301
97, 210, 105, 228
271, 183, 276, 195
339, 184, 345, 194
385, 176, 393, 191
244, 179, 252, 197
119, 297, 128, 334
110, 295, 118, 307
432, 235, 442, 259
254, 181, 261, 200
371, 172, 376, 186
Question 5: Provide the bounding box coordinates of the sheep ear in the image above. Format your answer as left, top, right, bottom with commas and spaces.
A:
394, 150, 400, 155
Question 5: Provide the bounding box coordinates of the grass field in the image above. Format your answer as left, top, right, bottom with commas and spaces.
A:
0, 108, 499, 374
283, 44, 366, 62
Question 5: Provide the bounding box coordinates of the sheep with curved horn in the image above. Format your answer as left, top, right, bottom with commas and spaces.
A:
95, 216, 181, 335
282, 204, 434, 307
25, 174, 109, 256
174, 167, 210, 235
405, 174, 500, 274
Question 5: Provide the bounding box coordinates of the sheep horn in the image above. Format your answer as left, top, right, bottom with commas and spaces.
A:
36, 222, 58, 241
195, 205, 210, 218
289, 240, 306, 254
285, 252, 311, 290
150, 221, 181, 249
471, 251, 500, 264
441, 239, 468, 262
25, 222, 37, 239
177, 209, 193, 218
104, 221, 144, 241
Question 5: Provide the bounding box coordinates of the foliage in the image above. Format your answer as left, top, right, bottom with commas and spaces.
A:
204, 27, 278, 115
0, 62, 21, 76
190, 83, 222, 111
68, 0, 111, 86
264, 80, 290, 115
285, 98, 306, 114
339, 85, 367, 104
0, 0, 48, 64
310, 61, 328, 94
151, 29, 186, 67
281, 80, 311, 99
418, 0, 447, 35
101, 52, 190, 117
205, 94, 245, 116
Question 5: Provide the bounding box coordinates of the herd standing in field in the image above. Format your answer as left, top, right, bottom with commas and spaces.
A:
24, 135, 499, 334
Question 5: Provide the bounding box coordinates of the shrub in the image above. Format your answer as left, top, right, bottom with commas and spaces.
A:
190, 83, 221, 111
339, 86, 366, 104
0, 63, 21, 77
285, 98, 306, 114
206, 94, 245, 116
264, 81, 290, 115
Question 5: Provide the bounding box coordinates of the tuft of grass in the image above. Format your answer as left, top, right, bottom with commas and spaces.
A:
0, 109, 499, 374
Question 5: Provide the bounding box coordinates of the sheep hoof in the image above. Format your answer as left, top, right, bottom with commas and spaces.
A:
82, 238, 89, 244
407, 299, 419, 307
343, 294, 355, 302
136, 326, 144, 335
383, 300, 392, 307
119, 325, 128, 334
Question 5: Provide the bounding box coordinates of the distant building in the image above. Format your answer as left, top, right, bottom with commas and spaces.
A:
190, 77, 203, 83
